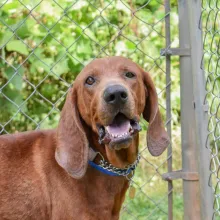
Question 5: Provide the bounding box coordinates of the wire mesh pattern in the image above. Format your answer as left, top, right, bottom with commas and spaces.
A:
200, 1, 220, 219
0, 1, 180, 219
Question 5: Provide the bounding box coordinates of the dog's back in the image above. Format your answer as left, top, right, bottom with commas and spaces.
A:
0, 130, 56, 220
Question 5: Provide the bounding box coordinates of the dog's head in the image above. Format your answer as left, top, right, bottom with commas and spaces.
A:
56, 56, 170, 178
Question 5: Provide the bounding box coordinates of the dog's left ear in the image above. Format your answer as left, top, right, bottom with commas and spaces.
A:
55, 87, 89, 179
142, 71, 170, 156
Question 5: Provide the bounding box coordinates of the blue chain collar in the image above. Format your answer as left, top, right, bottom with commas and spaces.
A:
88, 152, 141, 177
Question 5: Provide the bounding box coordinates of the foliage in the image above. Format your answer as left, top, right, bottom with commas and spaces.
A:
0, 1, 182, 219
0, 0, 180, 132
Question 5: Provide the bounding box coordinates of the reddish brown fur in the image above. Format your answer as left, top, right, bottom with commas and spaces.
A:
0, 56, 169, 220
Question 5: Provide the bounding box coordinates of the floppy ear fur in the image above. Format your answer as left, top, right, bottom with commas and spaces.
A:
142, 71, 170, 156
55, 87, 89, 179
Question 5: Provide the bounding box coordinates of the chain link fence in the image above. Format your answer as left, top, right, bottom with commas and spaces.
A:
201, 1, 220, 219
0, 1, 182, 219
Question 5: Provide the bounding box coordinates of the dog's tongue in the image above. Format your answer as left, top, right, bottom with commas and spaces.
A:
106, 114, 130, 136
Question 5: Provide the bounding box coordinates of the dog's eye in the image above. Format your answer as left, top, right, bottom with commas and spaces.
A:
125, 72, 135, 78
85, 76, 95, 85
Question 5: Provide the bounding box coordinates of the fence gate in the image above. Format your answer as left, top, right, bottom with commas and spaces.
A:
162, 0, 218, 219
0, 0, 219, 220
169, 0, 218, 219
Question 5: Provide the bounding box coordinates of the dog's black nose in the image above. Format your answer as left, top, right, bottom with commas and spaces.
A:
103, 85, 128, 105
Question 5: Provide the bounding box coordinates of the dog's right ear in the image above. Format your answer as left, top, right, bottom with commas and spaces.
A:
142, 71, 170, 156
55, 87, 89, 179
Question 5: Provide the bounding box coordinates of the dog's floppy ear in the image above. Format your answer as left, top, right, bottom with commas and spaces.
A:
142, 71, 170, 156
55, 87, 89, 179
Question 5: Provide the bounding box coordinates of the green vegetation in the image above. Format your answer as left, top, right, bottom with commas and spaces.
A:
0, 1, 182, 219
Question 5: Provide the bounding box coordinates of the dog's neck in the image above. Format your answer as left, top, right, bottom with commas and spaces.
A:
78, 131, 139, 218
84, 163, 129, 218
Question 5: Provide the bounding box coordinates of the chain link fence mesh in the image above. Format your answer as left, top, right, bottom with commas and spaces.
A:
200, 1, 220, 219
0, 1, 181, 219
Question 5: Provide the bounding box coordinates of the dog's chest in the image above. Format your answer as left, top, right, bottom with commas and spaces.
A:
51, 174, 127, 220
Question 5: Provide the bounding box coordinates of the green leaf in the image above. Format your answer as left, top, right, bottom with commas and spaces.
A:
16, 23, 30, 38
4, 67, 15, 79
6, 40, 29, 56
77, 40, 92, 55
52, 59, 69, 76
0, 30, 14, 48
1, 2, 20, 12
126, 41, 136, 50
3, 86, 23, 105
13, 93, 24, 105
31, 58, 53, 73
4, 66, 24, 91
0, 96, 18, 119
11, 68, 24, 91
33, 48, 44, 58
40, 84, 56, 99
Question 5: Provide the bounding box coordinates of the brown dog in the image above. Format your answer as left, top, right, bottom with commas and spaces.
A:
0, 56, 169, 220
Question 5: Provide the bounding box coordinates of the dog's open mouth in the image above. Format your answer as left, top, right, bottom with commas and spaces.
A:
98, 113, 141, 148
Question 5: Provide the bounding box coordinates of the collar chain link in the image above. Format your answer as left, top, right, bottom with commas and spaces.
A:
98, 153, 141, 178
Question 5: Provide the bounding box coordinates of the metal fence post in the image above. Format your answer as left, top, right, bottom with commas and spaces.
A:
178, 0, 213, 219
164, 0, 173, 219
178, 1, 201, 218
186, 0, 214, 219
